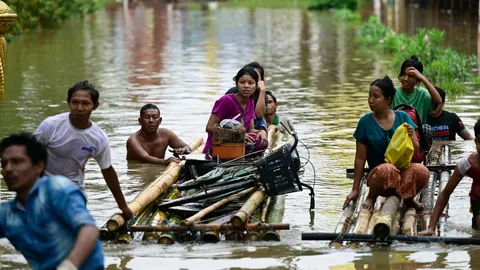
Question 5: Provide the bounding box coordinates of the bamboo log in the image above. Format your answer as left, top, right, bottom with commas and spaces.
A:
157, 214, 182, 245
142, 210, 168, 241
245, 230, 263, 241
367, 196, 386, 234
230, 188, 265, 228
263, 195, 286, 241
200, 215, 232, 243
329, 203, 355, 248
107, 137, 203, 232
261, 197, 272, 223
374, 196, 401, 239
131, 223, 290, 232
391, 201, 404, 235
180, 187, 254, 226
402, 207, 416, 236
419, 172, 436, 232
302, 232, 480, 245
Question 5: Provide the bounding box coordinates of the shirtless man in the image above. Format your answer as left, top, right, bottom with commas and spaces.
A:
126, 104, 191, 165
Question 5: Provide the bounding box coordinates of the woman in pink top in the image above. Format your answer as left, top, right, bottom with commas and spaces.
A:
204, 66, 268, 155
420, 119, 480, 235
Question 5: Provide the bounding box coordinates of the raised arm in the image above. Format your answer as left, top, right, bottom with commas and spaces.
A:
254, 81, 266, 118
101, 166, 133, 220
126, 137, 177, 165
407, 67, 442, 105
419, 168, 464, 236
343, 141, 367, 209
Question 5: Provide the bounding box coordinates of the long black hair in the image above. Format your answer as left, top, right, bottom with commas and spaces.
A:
370, 76, 396, 105
233, 66, 259, 87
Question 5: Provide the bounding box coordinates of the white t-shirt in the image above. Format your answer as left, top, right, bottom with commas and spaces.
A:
33, 112, 111, 191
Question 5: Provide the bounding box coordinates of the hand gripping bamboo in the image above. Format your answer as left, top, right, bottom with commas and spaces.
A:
106, 137, 204, 232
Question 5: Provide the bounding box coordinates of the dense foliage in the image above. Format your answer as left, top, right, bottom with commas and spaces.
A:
4, 0, 100, 41
358, 16, 479, 94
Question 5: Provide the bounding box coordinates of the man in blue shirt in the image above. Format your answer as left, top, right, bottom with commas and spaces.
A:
0, 133, 104, 270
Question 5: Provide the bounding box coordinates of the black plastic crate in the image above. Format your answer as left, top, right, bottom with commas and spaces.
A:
256, 143, 302, 196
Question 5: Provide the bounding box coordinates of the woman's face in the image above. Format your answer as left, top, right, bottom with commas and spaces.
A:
237, 74, 257, 98
368, 85, 390, 112
399, 67, 419, 90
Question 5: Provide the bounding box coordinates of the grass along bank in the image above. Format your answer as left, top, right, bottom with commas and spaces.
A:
357, 16, 479, 95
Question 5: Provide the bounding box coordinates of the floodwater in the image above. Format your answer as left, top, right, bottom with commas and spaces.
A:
1, 1, 480, 269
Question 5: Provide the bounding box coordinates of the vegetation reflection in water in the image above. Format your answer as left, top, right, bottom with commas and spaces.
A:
1, 2, 480, 269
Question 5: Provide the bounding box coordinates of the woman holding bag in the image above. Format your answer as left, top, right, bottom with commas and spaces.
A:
343, 76, 430, 212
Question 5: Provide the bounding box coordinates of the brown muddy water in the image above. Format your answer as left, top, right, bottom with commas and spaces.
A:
1, 1, 480, 269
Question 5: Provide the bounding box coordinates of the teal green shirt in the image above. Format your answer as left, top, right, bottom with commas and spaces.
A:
390, 86, 435, 124
354, 111, 417, 169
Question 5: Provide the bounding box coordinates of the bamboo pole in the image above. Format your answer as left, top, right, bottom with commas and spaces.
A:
419, 172, 436, 232
230, 188, 265, 228
391, 200, 404, 235
201, 215, 233, 243
374, 195, 401, 239
263, 195, 286, 241
142, 210, 168, 241
107, 137, 203, 232
261, 196, 272, 222
180, 187, 254, 226
367, 196, 386, 234
157, 214, 182, 245
402, 207, 416, 236
131, 223, 290, 232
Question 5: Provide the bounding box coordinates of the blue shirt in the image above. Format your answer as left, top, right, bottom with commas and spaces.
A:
0, 176, 104, 270
354, 110, 417, 169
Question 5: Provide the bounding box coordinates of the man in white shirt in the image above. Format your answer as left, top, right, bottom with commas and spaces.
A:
34, 80, 133, 220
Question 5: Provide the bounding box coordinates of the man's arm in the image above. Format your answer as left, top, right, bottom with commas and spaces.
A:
101, 166, 133, 220
62, 225, 99, 268
419, 168, 463, 235
166, 130, 192, 154
48, 180, 101, 269
453, 114, 474, 140
126, 137, 177, 165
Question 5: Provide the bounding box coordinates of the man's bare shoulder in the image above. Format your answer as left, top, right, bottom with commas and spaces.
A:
158, 128, 177, 137
127, 130, 143, 144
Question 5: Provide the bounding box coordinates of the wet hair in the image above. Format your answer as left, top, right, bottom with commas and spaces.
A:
435, 87, 446, 103
233, 66, 259, 86
266, 90, 277, 103
67, 80, 100, 104
0, 133, 47, 175
140, 104, 160, 117
398, 55, 424, 79
246, 62, 265, 81
370, 76, 396, 105
475, 119, 480, 138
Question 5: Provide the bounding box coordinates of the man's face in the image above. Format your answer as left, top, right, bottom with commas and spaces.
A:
68, 90, 98, 121
1, 145, 43, 192
139, 109, 162, 133
266, 95, 277, 115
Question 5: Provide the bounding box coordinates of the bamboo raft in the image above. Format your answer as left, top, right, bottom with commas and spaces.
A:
101, 125, 301, 244
305, 141, 459, 246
